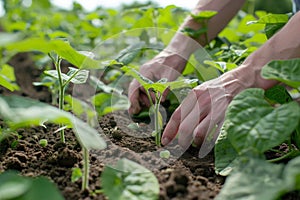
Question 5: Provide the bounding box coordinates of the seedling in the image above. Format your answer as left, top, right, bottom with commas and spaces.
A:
39, 139, 48, 147
47, 53, 89, 143
122, 66, 197, 147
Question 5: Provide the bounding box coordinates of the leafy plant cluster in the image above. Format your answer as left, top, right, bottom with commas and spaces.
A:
0, 0, 299, 199
213, 13, 300, 200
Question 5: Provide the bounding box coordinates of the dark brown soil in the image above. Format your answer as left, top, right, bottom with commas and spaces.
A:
2, 52, 299, 200
0, 112, 224, 200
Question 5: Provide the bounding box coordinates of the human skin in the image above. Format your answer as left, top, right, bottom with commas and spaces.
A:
128, 0, 300, 151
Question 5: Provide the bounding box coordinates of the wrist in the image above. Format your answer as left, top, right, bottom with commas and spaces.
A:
233, 64, 278, 90
164, 32, 200, 60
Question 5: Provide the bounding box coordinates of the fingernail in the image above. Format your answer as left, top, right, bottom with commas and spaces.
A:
162, 137, 170, 145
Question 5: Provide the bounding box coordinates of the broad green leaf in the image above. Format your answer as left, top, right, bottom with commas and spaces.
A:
0, 171, 64, 200
204, 60, 237, 73
0, 95, 106, 150
215, 158, 284, 200
265, 85, 292, 104
92, 93, 130, 116
191, 11, 218, 21
247, 13, 289, 25
121, 66, 154, 91
0, 171, 31, 199
181, 27, 208, 38
262, 59, 300, 89
0, 74, 19, 91
0, 33, 24, 46
89, 75, 123, 94
116, 42, 145, 65
226, 88, 300, 154
101, 158, 159, 200
64, 95, 97, 127
22, 177, 64, 200
0, 64, 19, 91
264, 23, 285, 39
5, 38, 102, 69
283, 156, 300, 190
214, 120, 239, 176
67, 67, 89, 84
45, 68, 89, 84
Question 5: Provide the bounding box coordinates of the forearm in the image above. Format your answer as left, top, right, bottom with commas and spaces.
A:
165, 0, 245, 58
238, 12, 300, 89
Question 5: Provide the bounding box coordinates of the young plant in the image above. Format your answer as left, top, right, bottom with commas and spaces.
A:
122, 66, 198, 147
0, 95, 106, 191
181, 10, 217, 47
214, 58, 300, 199
47, 53, 89, 143
101, 158, 159, 200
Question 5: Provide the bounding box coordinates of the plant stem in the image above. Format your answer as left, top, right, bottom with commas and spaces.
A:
154, 94, 163, 147
49, 53, 65, 143
269, 150, 300, 163
82, 147, 89, 190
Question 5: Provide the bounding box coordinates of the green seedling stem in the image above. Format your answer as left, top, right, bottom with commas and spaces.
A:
49, 53, 66, 143
154, 93, 163, 147
82, 147, 89, 190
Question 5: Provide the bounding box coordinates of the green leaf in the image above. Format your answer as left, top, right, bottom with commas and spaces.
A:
215, 158, 284, 200
0, 33, 24, 46
92, 93, 130, 116
226, 88, 300, 154
0, 64, 19, 91
283, 156, 300, 190
181, 27, 208, 38
265, 85, 293, 104
71, 168, 83, 183
0, 95, 106, 150
67, 67, 89, 84
0, 171, 64, 200
247, 13, 289, 25
5, 38, 102, 69
204, 60, 237, 73
116, 42, 145, 65
264, 23, 285, 39
89, 75, 123, 94
214, 120, 239, 176
262, 59, 300, 89
0, 171, 31, 199
121, 66, 154, 91
0, 74, 19, 91
191, 10, 218, 21
45, 68, 89, 84
101, 158, 159, 200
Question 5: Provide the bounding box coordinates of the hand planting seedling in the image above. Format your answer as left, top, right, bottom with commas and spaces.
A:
122, 66, 197, 147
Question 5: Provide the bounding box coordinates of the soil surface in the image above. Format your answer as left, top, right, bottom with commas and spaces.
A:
0, 113, 223, 200
0, 53, 224, 200
1, 53, 299, 200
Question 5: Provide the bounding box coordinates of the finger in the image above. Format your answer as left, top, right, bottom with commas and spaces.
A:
177, 104, 210, 149
128, 80, 142, 114
161, 86, 170, 102
161, 106, 181, 145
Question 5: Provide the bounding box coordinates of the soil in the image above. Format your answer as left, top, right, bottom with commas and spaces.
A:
1, 53, 299, 200
0, 53, 224, 200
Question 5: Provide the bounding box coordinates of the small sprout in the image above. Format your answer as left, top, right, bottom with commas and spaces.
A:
159, 150, 171, 159
127, 122, 140, 130
71, 167, 83, 183
39, 139, 48, 147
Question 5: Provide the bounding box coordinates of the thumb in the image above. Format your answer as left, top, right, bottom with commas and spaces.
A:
128, 80, 142, 115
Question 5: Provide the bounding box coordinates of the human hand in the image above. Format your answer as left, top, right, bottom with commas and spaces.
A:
161, 67, 252, 157
128, 50, 188, 115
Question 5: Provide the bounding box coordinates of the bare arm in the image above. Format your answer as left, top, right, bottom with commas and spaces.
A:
165, 0, 246, 60
162, 11, 300, 151
235, 11, 300, 90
